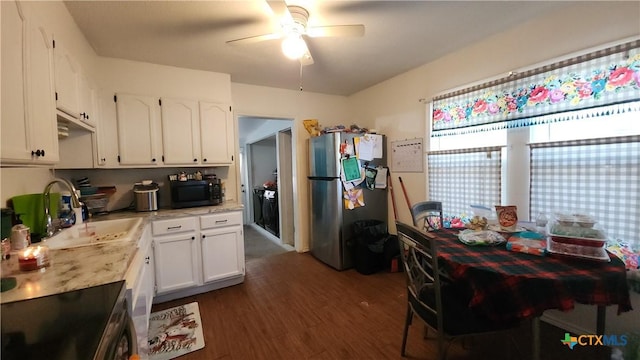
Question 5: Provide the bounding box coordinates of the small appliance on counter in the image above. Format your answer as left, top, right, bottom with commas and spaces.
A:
168, 173, 222, 209
133, 181, 159, 212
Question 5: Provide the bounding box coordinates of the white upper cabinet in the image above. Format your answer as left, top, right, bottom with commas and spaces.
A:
160, 99, 234, 166
199, 101, 234, 165
160, 98, 200, 165
26, 13, 59, 164
78, 72, 97, 127
53, 38, 80, 119
94, 92, 119, 167
1, 1, 58, 164
115, 93, 161, 166
1, 0, 29, 162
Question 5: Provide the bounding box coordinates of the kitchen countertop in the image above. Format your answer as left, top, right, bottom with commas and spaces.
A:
0, 202, 243, 304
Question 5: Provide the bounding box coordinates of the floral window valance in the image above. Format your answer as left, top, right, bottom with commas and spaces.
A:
431, 39, 640, 136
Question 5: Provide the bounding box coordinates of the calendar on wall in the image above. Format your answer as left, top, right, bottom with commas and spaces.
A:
390, 138, 424, 173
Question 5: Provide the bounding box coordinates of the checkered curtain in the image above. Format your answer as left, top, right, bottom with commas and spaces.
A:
530, 136, 640, 245
428, 147, 502, 218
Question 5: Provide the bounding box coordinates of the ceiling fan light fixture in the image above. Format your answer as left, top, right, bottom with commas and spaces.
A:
281, 34, 306, 60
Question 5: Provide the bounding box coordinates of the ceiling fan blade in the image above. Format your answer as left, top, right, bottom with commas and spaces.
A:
226, 32, 282, 45
307, 24, 365, 38
266, 0, 292, 22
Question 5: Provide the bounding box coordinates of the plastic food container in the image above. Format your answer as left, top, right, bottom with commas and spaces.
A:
552, 212, 597, 228
547, 238, 610, 262
548, 222, 606, 248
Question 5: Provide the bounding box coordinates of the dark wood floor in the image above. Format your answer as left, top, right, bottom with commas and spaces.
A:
151, 251, 611, 360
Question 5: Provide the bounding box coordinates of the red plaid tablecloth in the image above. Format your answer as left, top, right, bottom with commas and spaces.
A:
433, 229, 633, 324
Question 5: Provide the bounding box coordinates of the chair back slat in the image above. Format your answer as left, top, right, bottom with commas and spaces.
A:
396, 221, 444, 334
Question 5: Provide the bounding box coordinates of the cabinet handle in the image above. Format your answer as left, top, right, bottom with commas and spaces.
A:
145, 256, 150, 264
41, 149, 45, 157
203, 158, 207, 162
80, 112, 86, 119
32, 149, 45, 157
167, 225, 182, 230
215, 220, 228, 224
194, 158, 197, 162
191, 236, 195, 240
152, 158, 156, 162
202, 234, 206, 239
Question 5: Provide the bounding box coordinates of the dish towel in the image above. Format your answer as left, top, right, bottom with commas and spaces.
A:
10, 193, 60, 238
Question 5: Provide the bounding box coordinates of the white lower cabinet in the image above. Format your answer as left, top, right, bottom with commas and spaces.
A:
124, 224, 155, 359
200, 211, 244, 283
152, 217, 200, 294
152, 210, 244, 303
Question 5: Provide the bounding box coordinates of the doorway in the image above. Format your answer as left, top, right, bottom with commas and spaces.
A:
237, 115, 295, 251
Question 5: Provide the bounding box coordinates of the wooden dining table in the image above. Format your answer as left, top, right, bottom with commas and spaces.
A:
429, 229, 632, 360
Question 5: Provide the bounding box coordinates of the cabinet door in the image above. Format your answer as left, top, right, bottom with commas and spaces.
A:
153, 232, 200, 294
137, 241, 154, 357
126, 225, 154, 359
1, 0, 30, 162
160, 98, 199, 165
53, 39, 80, 119
199, 102, 234, 165
200, 225, 244, 283
26, 14, 58, 164
78, 73, 97, 127
116, 93, 160, 165
94, 92, 118, 167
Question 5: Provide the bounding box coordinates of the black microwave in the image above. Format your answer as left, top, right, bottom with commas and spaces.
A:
169, 179, 222, 209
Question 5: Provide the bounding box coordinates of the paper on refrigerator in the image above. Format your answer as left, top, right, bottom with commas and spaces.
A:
356, 134, 383, 161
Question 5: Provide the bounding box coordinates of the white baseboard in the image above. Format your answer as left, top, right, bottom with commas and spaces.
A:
541, 313, 592, 335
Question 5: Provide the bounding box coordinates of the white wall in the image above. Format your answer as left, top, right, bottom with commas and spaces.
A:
0, 168, 54, 207
249, 138, 277, 188
232, 83, 350, 251
240, 118, 292, 146
95, 57, 230, 102
20, 1, 98, 74
346, 0, 640, 336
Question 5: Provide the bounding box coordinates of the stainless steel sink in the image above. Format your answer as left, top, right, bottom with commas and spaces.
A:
42, 218, 143, 250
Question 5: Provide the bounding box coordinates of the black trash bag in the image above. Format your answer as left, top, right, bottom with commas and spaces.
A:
383, 234, 400, 270
352, 220, 388, 275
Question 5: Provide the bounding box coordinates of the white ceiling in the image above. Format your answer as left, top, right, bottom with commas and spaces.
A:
64, 0, 574, 96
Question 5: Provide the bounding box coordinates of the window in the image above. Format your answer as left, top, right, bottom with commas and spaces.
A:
530, 136, 639, 243
427, 101, 640, 249
427, 147, 502, 219
528, 103, 640, 246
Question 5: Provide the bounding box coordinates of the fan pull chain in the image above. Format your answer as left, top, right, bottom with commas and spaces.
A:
299, 63, 304, 91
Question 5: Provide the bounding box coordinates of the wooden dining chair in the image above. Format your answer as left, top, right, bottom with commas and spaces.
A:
410, 201, 443, 231
396, 221, 518, 359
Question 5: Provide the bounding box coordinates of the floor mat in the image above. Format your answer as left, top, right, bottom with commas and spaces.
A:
148, 302, 205, 360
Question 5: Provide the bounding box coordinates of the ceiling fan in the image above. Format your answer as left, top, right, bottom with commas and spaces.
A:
226, 0, 365, 66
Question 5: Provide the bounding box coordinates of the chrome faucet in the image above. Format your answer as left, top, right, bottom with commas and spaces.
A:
43, 178, 81, 238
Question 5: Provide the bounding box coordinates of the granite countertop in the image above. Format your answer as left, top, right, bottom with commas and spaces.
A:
0, 202, 243, 304
91, 202, 243, 221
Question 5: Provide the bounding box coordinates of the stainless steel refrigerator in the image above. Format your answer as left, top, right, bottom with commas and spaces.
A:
308, 132, 388, 270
